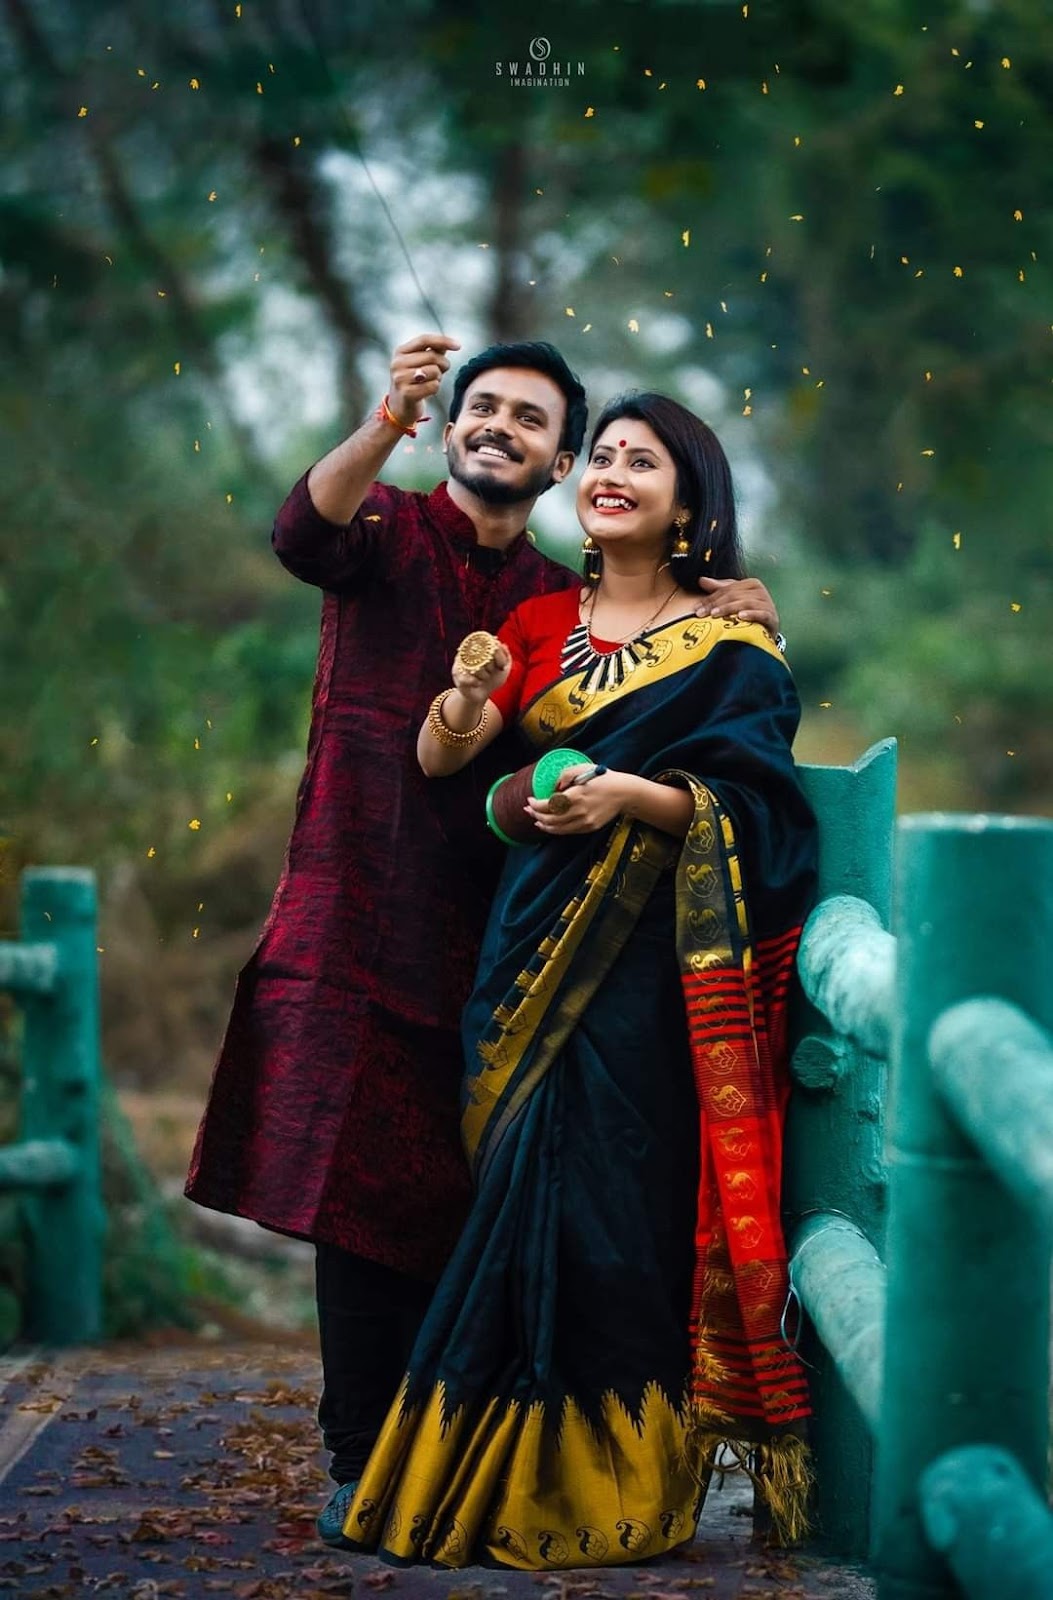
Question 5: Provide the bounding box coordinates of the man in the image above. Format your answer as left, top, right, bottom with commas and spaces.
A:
185, 333, 779, 1543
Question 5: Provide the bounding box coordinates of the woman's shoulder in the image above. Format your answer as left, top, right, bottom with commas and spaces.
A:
504, 584, 582, 635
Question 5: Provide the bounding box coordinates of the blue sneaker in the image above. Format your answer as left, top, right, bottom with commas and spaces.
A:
316, 1480, 360, 1549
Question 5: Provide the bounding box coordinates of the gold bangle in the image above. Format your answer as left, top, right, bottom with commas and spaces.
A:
427, 690, 489, 748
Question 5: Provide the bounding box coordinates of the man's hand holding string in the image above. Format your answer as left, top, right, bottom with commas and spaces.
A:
387, 332, 462, 431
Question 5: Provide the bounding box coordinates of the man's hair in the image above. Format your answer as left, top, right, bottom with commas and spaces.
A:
449, 342, 588, 456
588, 392, 746, 583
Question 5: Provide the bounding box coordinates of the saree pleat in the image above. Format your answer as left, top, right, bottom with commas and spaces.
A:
343, 618, 817, 1568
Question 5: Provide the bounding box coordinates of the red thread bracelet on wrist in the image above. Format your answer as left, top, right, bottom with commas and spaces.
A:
376, 394, 430, 439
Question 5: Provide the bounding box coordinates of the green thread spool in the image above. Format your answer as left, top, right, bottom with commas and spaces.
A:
486, 747, 591, 846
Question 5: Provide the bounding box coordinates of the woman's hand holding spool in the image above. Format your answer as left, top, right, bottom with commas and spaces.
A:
526, 765, 630, 835
418, 633, 509, 777
451, 631, 512, 708
527, 765, 694, 840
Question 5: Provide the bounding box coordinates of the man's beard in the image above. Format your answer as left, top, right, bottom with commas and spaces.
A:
447, 438, 555, 506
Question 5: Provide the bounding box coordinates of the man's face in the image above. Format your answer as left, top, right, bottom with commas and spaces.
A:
444, 368, 574, 506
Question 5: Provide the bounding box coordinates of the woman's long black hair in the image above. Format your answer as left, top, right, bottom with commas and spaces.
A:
588, 393, 746, 583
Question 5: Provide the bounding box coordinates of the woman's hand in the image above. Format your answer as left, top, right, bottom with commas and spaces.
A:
526, 767, 694, 839
452, 641, 511, 708
526, 767, 635, 835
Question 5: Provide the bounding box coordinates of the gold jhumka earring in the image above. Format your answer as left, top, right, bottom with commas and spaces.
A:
670, 510, 692, 565
581, 534, 602, 584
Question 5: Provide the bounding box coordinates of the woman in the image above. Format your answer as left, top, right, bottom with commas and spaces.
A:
339, 394, 818, 1569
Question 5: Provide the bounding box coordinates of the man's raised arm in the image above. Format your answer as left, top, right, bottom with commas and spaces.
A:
307, 333, 460, 523
272, 333, 460, 587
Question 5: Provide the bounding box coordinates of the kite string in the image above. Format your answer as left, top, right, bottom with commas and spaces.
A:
296, 3, 447, 334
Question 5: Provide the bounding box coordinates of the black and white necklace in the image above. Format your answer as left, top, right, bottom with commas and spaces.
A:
560, 586, 679, 694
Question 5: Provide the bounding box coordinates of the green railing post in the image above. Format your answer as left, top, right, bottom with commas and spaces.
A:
919, 1446, 1053, 1600
873, 816, 1053, 1600
785, 739, 897, 1556
19, 869, 104, 1343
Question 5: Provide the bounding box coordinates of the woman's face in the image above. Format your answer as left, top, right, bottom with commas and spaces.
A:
576, 419, 687, 557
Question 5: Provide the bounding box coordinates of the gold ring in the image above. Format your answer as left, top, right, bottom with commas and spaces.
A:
454, 631, 500, 673
547, 792, 572, 816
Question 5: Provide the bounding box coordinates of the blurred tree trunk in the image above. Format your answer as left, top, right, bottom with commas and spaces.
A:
253, 137, 375, 429
3, 0, 276, 492
486, 142, 532, 343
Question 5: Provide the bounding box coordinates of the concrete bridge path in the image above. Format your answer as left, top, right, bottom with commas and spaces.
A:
0, 1341, 874, 1600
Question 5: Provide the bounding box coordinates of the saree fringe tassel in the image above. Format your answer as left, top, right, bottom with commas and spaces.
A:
684, 1419, 814, 1548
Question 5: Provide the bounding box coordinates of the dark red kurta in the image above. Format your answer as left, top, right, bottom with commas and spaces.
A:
185, 476, 577, 1278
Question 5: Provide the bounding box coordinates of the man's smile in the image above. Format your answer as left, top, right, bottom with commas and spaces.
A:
471, 440, 520, 463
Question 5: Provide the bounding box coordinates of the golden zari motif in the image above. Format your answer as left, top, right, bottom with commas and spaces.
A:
522, 616, 787, 749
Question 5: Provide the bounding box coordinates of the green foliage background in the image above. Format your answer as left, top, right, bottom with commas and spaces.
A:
2, 0, 1051, 1099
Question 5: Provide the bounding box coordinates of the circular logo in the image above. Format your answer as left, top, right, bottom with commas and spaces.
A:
529, 36, 551, 60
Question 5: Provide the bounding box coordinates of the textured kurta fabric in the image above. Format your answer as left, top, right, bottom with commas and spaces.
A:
185, 475, 577, 1278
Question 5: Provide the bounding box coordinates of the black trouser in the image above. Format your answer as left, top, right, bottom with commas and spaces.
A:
315, 1243, 434, 1485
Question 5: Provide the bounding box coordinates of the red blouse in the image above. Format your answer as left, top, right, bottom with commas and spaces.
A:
490, 586, 625, 723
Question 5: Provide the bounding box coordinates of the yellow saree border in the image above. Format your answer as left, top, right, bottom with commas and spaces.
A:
462, 819, 678, 1173
345, 1376, 700, 1569
520, 616, 787, 749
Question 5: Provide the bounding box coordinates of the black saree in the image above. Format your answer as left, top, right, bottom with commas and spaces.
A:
341, 616, 817, 1569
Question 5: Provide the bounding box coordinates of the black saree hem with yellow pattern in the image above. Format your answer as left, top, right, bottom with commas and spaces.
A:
342, 616, 818, 1568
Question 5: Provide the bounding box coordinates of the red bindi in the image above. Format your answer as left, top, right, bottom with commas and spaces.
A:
618, 439, 627, 447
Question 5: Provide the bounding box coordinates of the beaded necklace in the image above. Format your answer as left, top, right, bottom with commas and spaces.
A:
560, 583, 681, 693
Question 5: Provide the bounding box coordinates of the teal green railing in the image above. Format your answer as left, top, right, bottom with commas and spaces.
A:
788, 748, 1053, 1600
0, 868, 104, 1344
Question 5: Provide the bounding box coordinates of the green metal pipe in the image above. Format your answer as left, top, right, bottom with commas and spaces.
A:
789, 1214, 885, 1434
797, 894, 895, 1058
919, 1446, 1053, 1600
0, 940, 58, 995
873, 814, 1053, 1600
0, 1138, 79, 1191
20, 869, 104, 1344
930, 997, 1053, 1233
787, 739, 897, 1558
790, 1032, 852, 1090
